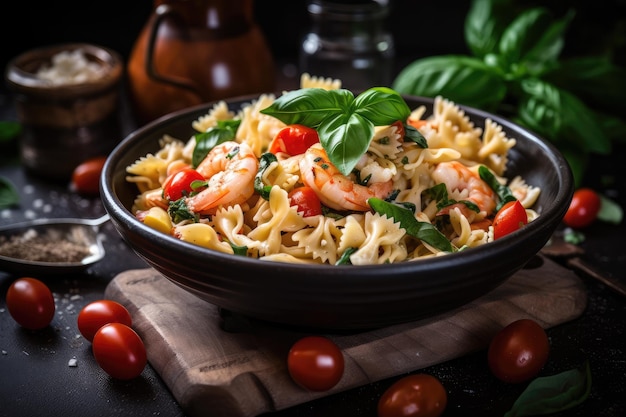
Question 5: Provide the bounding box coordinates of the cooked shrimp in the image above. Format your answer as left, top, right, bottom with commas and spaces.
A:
299, 143, 394, 211
432, 161, 496, 218
186, 141, 258, 215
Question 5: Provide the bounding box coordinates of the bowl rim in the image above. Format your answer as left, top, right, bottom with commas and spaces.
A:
101, 93, 574, 278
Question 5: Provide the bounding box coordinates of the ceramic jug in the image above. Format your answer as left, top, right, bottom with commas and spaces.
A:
127, 0, 275, 125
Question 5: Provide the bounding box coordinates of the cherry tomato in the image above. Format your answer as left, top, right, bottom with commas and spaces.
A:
71, 156, 107, 195
378, 374, 447, 417
77, 300, 133, 342
391, 120, 405, 138
493, 200, 528, 240
162, 168, 206, 201
92, 322, 147, 380
5, 277, 55, 330
488, 318, 550, 383
563, 188, 602, 229
287, 335, 344, 391
268, 124, 319, 156
288, 186, 323, 217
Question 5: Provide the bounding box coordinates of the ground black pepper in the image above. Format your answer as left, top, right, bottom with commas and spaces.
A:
0, 228, 92, 263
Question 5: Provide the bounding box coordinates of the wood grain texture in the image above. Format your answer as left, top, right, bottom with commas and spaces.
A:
104, 255, 587, 417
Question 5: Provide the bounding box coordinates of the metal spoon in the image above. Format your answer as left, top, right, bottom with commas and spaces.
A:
0, 214, 109, 275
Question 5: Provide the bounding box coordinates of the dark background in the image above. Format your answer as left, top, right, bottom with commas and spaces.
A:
2, 0, 624, 94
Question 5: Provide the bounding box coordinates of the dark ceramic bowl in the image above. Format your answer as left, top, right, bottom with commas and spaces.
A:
101, 95, 573, 330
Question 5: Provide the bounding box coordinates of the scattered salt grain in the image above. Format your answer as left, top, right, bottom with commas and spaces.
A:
68, 357, 78, 367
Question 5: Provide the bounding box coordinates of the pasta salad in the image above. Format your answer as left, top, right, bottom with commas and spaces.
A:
125, 74, 540, 265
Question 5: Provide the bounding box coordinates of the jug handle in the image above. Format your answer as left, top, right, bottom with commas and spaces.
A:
144, 4, 203, 97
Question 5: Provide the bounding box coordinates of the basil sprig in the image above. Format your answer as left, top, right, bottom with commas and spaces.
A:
392, 0, 626, 186
260, 87, 411, 176
192, 119, 241, 168
368, 198, 454, 253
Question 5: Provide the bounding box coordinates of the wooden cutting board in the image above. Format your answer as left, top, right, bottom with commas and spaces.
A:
105, 255, 587, 417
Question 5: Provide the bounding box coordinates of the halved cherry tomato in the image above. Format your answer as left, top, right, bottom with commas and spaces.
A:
71, 156, 107, 195
5, 277, 55, 330
563, 188, 601, 229
493, 200, 528, 240
268, 124, 319, 156
487, 318, 550, 383
92, 322, 147, 380
287, 335, 344, 391
288, 186, 323, 217
378, 373, 447, 417
162, 168, 206, 201
78, 300, 133, 343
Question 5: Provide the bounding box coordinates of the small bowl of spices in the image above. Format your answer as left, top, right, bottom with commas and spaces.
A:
0, 215, 109, 275
4, 43, 123, 182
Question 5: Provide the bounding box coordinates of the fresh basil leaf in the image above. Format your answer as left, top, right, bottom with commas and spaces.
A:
192, 119, 241, 168
260, 88, 354, 127
504, 361, 592, 417
478, 165, 515, 211
254, 153, 277, 200
318, 112, 374, 176
425, 183, 449, 205
518, 79, 611, 154
392, 55, 507, 110
368, 198, 454, 252
542, 57, 626, 114
465, 0, 513, 58
261, 88, 411, 176
230, 243, 249, 256
404, 123, 428, 148
0, 176, 19, 208
598, 194, 623, 225
0, 121, 21, 143
168, 198, 198, 224
335, 247, 357, 265
353, 87, 411, 125
499, 7, 573, 76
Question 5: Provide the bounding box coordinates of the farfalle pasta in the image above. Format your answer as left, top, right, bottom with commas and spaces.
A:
126, 75, 540, 265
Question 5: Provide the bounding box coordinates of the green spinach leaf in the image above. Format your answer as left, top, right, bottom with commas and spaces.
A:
368, 197, 454, 252
504, 361, 592, 417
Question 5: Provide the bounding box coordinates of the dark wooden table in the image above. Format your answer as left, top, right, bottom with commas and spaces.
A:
1, 86, 625, 417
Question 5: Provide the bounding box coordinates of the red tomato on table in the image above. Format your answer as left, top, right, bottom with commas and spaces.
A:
563, 188, 601, 229
268, 124, 319, 156
493, 200, 528, 240
71, 156, 107, 195
78, 300, 133, 342
5, 277, 55, 330
162, 168, 206, 201
377, 373, 447, 417
92, 322, 147, 380
287, 335, 344, 391
487, 318, 550, 383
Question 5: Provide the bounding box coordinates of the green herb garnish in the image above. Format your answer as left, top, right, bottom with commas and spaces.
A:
368, 197, 454, 252
260, 87, 411, 176
192, 119, 241, 168
254, 153, 277, 200
0, 177, 19, 208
